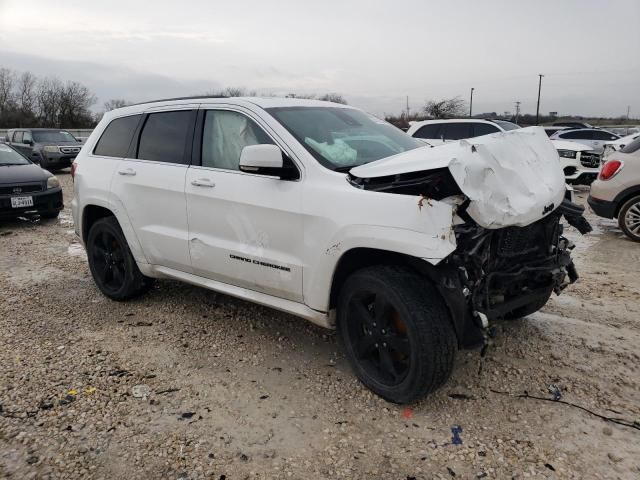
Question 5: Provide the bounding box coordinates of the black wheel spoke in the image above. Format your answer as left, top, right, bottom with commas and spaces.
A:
385, 335, 410, 356
351, 299, 375, 329
101, 263, 112, 284
378, 346, 399, 381
112, 264, 124, 285
354, 335, 379, 358
374, 295, 392, 327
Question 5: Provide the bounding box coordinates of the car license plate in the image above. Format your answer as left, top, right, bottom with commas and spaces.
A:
11, 196, 34, 208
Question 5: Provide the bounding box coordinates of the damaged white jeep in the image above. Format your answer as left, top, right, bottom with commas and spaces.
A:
72, 98, 591, 404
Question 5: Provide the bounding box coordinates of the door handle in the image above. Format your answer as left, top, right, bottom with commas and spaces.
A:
191, 178, 215, 188
117, 168, 136, 176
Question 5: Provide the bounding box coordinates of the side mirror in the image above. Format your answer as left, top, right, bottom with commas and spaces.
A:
23, 139, 33, 146
239, 144, 299, 180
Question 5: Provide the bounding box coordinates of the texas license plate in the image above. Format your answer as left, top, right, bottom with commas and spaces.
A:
11, 196, 34, 208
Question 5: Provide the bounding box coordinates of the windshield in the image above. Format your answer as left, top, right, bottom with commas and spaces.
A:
267, 107, 424, 170
493, 120, 521, 131
0, 144, 30, 165
32, 130, 77, 143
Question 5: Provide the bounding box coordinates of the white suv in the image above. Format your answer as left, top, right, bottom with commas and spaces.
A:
72, 98, 590, 403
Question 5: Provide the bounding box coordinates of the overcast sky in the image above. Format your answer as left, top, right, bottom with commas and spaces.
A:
1, 0, 638, 118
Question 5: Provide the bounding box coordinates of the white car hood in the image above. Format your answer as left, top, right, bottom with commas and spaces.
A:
350, 127, 566, 229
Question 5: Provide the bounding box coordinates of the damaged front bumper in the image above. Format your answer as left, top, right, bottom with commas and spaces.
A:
442, 199, 590, 323
347, 127, 592, 335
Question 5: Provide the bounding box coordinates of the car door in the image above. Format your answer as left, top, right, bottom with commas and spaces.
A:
110, 107, 196, 273
591, 130, 620, 154
558, 129, 594, 150
185, 107, 304, 302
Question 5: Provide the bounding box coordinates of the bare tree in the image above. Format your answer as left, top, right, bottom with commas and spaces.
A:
318, 93, 347, 104
103, 99, 130, 112
224, 87, 247, 97
424, 97, 466, 119
0, 67, 15, 117
35, 77, 63, 127
16, 72, 37, 122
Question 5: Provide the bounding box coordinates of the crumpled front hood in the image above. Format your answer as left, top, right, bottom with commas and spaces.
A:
350, 127, 566, 229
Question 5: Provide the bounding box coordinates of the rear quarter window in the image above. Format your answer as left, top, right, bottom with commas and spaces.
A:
93, 115, 142, 157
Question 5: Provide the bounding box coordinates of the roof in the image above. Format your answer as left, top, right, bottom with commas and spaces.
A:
130, 96, 351, 109
412, 118, 498, 125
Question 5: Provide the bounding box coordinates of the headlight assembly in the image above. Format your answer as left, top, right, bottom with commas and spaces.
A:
47, 176, 60, 189
557, 149, 577, 159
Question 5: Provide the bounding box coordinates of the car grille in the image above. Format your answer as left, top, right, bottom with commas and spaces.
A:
0, 183, 44, 195
580, 152, 601, 168
60, 146, 81, 154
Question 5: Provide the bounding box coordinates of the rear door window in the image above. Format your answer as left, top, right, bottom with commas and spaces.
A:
592, 130, 618, 141
413, 124, 442, 139
137, 111, 193, 164
560, 130, 593, 140
443, 123, 472, 140
472, 123, 500, 136
94, 115, 141, 157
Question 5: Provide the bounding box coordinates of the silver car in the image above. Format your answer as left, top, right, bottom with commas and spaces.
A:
588, 137, 640, 242
551, 128, 620, 154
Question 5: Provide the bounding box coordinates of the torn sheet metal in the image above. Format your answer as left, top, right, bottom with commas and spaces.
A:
350, 127, 566, 229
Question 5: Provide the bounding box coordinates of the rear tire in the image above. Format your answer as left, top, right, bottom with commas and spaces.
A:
618, 195, 640, 242
87, 216, 154, 300
337, 265, 457, 404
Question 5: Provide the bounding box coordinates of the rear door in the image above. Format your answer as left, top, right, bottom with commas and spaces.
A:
557, 129, 594, 150
185, 107, 304, 301
591, 130, 620, 154
110, 107, 196, 272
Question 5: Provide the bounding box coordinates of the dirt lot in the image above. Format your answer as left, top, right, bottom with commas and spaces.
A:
1, 172, 639, 480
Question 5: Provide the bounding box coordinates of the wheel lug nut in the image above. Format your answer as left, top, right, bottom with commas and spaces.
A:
383, 343, 387, 347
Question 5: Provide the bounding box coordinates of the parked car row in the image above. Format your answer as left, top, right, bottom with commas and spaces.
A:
406, 118, 613, 185
4, 128, 83, 171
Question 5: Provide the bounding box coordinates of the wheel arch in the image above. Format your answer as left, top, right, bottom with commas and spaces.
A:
80, 203, 148, 264
614, 186, 640, 218
328, 247, 473, 344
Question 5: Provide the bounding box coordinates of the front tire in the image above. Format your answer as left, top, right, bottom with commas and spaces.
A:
87, 216, 153, 300
337, 266, 457, 404
618, 195, 640, 242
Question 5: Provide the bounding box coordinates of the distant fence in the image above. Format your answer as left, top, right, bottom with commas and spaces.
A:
0, 128, 94, 140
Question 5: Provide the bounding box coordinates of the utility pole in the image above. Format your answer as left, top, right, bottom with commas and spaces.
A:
406, 96, 410, 118
535, 74, 544, 125
514, 101, 521, 124
469, 87, 474, 117
627, 105, 631, 120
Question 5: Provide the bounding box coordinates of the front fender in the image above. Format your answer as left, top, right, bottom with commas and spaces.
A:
303, 223, 457, 312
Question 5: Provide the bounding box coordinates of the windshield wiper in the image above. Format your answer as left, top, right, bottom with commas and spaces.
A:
0, 163, 27, 166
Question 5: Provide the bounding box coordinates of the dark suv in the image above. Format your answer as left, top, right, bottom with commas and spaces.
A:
6, 128, 82, 171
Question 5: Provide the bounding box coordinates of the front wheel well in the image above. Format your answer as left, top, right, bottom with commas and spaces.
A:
82, 205, 115, 243
328, 248, 439, 310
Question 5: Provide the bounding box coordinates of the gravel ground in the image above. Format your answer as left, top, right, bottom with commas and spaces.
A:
1, 173, 639, 480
